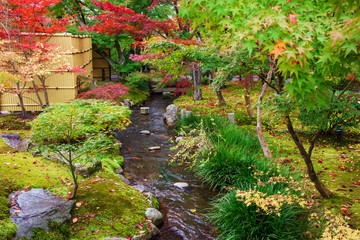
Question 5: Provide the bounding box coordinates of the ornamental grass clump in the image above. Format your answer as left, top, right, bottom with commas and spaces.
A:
175, 115, 320, 239
176, 114, 360, 239
30, 99, 131, 198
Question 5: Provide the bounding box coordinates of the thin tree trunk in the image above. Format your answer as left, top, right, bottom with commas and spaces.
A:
255, 82, 272, 159
244, 74, 255, 118
193, 64, 202, 101
285, 114, 332, 198
16, 82, 26, 116
115, 41, 125, 66
31, 80, 44, 108
68, 149, 78, 199
40, 77, 50, 108
216, 90, 226, 105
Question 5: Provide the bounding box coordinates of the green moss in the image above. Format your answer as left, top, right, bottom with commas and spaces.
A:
0, 152, 70, 198
0, 115, 34, 131
101, 155, 123, 171
0, 218, 18, 240
0, 138, 15, 154
70, 170, 151, 239
0, 151, 151, 239
29, 222, 71, 240
151, 196, 159, 210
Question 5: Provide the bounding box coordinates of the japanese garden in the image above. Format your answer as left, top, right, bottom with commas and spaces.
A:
0, 0, 360, 239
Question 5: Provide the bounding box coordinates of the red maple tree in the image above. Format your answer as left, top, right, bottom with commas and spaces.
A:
0, 0, 77, 115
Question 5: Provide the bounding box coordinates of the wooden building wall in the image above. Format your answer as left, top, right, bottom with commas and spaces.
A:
0, 33, 93, 112
92, 49, 111, 81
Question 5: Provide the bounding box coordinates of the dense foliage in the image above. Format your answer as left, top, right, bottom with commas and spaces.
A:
176, 115, 360, 239
30, 100, 131, 198
77, 83, 129, 101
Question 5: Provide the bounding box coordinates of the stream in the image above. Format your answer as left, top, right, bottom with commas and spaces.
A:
115, 94, 218, 240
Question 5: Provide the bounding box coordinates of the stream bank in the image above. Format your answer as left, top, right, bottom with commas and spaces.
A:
115, 94, 217, 240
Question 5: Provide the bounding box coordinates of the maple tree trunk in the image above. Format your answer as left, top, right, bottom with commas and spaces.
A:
255, 83, 272, 159
193, 64, 202, 101
68, 150, 78, 199
16, 82, 26, 116
244, 74, 255, 119
94, 48, 122, 80
31, 80, 44, 108
285, 114, 332, 198
216, 89, 226, 105
115, 41, 125, 66
40, 77, 50, 108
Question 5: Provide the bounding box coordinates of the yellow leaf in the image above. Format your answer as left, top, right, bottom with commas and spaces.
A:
190, 209, 196, 213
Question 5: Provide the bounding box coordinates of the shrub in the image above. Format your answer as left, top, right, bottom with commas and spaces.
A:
298, 91, 360, 133
30, 100, 131, 198
124, 72, 151, 93
210, 190, 312, 240
76, 83, 129, 101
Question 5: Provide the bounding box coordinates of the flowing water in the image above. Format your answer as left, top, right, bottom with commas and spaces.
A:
115, 94, 218, 240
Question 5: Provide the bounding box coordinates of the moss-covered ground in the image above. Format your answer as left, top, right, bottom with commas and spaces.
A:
0, 117, 151, 239
174, 82, 360, 228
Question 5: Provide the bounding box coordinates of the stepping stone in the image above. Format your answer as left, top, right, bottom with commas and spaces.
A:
228, 112, 235, 124
148, 146, 161, 151
140, 130, 151, 135
140, 107, 149, 115
174, 182, 189, 189
162, 92, 172, 98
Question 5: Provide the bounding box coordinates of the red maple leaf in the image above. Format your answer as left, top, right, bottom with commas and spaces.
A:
289, 14, 300, 25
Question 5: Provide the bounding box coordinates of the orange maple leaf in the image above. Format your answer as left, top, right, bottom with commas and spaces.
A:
270, 40, 287, 59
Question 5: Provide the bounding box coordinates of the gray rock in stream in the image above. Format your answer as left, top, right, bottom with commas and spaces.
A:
145, 208, 164, 226
140, 130, 151, 135
117, 174, 131, 185
133, 185, 146, 192
116, 166, 124, 174
163, 104, 179, 126
140, 107, 150, 115
148, 146, 161, 151
174, 182, 189, 189
9, 188, 74, 239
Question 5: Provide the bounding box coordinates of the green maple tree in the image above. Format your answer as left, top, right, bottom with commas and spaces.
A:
180, 0, 360, 198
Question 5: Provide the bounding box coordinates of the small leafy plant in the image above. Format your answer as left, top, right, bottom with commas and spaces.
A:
30, 100, 131, 198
